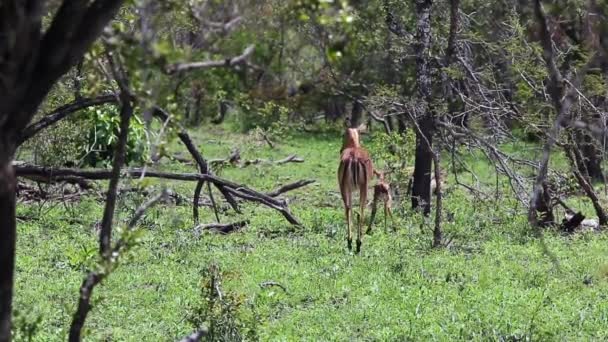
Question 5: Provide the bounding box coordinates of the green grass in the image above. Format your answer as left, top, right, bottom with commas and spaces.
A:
13, 126, 608, 341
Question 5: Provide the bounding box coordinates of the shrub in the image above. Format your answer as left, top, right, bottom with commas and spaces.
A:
80, 105, 149, 167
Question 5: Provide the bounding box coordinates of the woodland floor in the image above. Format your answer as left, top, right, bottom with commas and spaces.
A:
12, 125, 608, 341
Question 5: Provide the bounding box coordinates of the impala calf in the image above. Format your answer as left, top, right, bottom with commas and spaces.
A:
367, 170, 394, 234
338, 128, 373, 253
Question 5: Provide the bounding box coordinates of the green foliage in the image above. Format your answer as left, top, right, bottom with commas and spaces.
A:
233, 94, 291, 135
80, 105, 149, 167
12, 308, 42, 342
186, 265, 259, 341
367, 129, 416, 187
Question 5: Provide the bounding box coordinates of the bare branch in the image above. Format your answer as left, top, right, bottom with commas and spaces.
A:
18, 94, 119, 146
167, 45, 255, 74
267, 179, 315, 197
14, 164, 302, 225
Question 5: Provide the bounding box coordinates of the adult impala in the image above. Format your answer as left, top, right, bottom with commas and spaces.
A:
338, 128, 373, 253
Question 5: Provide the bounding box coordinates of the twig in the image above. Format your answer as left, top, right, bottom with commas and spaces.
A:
17, 94, 118, 146
194, 220, 249, 234
267, 179, 315, 197
259, 281, 288, 292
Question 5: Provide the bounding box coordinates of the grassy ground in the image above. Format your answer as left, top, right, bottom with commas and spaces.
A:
13, 126, 608, 341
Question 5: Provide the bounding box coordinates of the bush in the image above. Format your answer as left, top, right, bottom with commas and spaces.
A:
186, 264, 259, 342
80, 105, 149, 167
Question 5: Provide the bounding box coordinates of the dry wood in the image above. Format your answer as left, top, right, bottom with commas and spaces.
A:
195, 220, 249, 234
167, 45, 255, 74
14, 164, 302, 225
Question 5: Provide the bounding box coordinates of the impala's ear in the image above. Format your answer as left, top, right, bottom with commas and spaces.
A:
357, 123, 368, 134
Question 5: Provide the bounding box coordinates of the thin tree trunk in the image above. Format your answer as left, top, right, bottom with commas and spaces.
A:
411, 0, 434, 216
99, 94, 133, 256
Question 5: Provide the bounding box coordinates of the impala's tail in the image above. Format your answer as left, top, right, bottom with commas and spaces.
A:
339, 152, 369, 191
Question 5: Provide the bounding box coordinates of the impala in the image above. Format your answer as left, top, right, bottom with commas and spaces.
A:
338, 128, 373, 253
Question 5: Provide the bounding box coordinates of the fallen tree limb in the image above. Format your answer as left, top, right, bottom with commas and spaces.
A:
561, 212, 585, 233
14, 164, 301, 225
242, 154, 304, 167
267, 179, 315, 197
19, 173, 94, 190
195, 220, 249, 234
167, 45, 255, 74
151, 106, 239, 222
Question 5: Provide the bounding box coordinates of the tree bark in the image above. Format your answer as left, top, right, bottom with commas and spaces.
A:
99, 94, 133, 256
411, 0, 434, 216
1, 1, 125, 335
0, 139, 16, 341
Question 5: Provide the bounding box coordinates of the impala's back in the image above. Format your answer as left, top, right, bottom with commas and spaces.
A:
338, 129, 372, 203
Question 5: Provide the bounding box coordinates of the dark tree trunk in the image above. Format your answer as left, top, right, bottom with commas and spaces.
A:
411, 0, 434, 216
0, 138, 16, 341
349, 99, 364, 128
574, 130, 604, 183
411, 116, 434, 215
0, 1, 126, 337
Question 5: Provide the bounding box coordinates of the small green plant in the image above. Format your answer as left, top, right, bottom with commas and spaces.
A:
367, 129, 415, 184
12, 308, 42, 342
186, 264, 258, 342
80, 105, 150, 167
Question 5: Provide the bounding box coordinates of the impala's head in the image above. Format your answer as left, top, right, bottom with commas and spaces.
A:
342, 128, 360, 150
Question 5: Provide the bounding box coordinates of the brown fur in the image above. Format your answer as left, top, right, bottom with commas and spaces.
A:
367, 170, 394, 233
338, 128, 373, 253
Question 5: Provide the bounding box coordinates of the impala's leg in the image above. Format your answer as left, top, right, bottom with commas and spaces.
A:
387, 195, 395, 231
356, 182, 367, 254
345, 204, 352, 250
339, 163, 353, 251
366, 194, 378, 235
383, 198, 388, 232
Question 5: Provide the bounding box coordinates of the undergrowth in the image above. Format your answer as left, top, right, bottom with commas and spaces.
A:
12, 126, 608, 341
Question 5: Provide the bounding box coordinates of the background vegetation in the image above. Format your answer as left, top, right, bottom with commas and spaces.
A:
3, 0, 608, 340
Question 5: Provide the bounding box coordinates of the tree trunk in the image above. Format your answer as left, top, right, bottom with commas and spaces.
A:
349, 99, 363, 128
411, 0, 434, 216
574, 130, 604, 183
0, 138, 16, 341
411, 115, 434, 215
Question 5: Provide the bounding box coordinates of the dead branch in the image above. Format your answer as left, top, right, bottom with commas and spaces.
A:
18, 173, 94, 190
267, 179, 315, 197
241, 154, 304, 167
167, 45, 255, 74
209, 149, 241, 167
195, 220, 249, 234
259, 281, 288, 292
14, 164, 302, 225
561, 212, 586, 233
17, 94, 118, 146
564, 146, 608, 226
528, 0, 599, 227
150, 106, 239, 221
